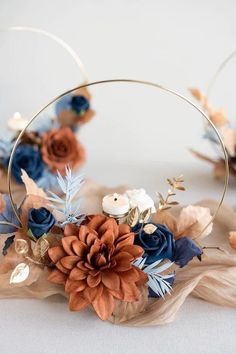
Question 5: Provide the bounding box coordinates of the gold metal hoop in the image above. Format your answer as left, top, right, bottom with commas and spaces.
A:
0, 26, 89, 83
206, 49, 236, 100
7, 79, 229, 238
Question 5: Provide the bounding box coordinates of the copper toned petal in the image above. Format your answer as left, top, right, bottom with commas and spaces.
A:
87, 215, 107, 231
97, 255, 107, 267
100, 229, 115, 245
115, 234, 135, 251
118, 267, 141, 283
69, 292, 89, 311
135, 267, 149, 287
109, 288, 125, 301
87, 239, 101, 264
99, 218, 119, 239
112, 252, 133, 272
86, 232, 97, 247
77, 261, 89, 271
101, 270, 120, 291
72, 240, 87, 257
48, 246, 66, 264
56, 260, 70, 274
62, 236, 78, 256
65, 279, 86, 293
117, 244, 144, 259
60, 255, 80, 270
118, 223, 131, 236
48, 268, 67, 285
83, 283, 103, 302
78, 225, 90, 243
92, 287, 115, 320
87, 273, 101, 288
120, 280, 140, 302
69, 267, 87, 280
64, 223, 79, 237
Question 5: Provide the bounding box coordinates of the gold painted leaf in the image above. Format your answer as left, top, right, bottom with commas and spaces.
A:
33, 237, 50, 259
15, 239, 29, 255
141, 208, 152, 223
10, 263, 30, 284
143, 224, 157, 234
127, 207, 140, 227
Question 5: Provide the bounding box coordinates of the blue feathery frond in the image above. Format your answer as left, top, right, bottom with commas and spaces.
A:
133, 257, 174, 298
47, 166, 85, 227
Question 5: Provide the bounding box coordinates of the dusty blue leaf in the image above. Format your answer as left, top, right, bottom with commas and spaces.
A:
0, 195, 20, 234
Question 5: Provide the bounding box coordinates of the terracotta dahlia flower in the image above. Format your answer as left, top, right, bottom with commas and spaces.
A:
48, 215, 147, 320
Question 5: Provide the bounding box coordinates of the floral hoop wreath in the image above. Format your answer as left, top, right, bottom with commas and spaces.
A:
190, 50, 236, 179
0, 79, 230, 324
0, 26, 93, 191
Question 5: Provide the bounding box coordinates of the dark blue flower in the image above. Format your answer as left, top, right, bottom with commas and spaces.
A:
28, 207, 55, 239
71, 96, 90, 114
55, 94, 90, 116
173, 237, 202, 268
4, 144, 44, 184
133, 223, 175, 265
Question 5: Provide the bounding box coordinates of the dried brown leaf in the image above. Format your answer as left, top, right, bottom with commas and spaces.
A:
229, 231, 236, 250
210, 109, 228, 127
221, 127, 236, 157
167, 201, 179, 206
189, 88, 204, 102
21, 169, 47, 197
177, 205, 213, 240
111, 286, 148, 324
153, 210, 178, 234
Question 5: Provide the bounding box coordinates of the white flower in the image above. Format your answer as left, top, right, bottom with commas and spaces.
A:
125, 189, 156, 213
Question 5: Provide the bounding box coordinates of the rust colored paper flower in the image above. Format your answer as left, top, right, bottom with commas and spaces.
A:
48, 215, 147, 320
41, 127, 85, 175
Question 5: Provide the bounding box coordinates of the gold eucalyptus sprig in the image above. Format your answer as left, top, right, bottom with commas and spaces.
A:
157, 175, 185, 211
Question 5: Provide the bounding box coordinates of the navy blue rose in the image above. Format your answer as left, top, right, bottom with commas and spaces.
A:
133, 223, 175, 265
28, 207, 55, 239
4, 144, 44, 184
55, 94, 90, 116
71, 95, 90, 114
173, 237, 202, 268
